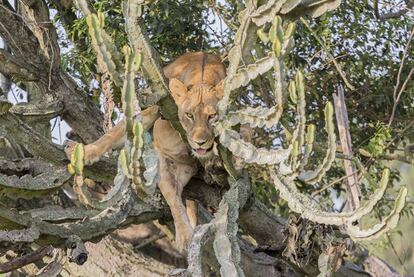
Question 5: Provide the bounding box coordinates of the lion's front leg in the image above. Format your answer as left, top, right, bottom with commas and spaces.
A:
65, 120, 126, 164
158, 156, 197, 253
186, 199, 198, 228
65, 106, 160, 164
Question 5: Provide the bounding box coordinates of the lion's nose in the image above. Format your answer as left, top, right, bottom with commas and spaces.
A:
193, 139, 207, 146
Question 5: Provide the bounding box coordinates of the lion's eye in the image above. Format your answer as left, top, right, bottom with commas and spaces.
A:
208, 113, 217, 120
185, 113, 193, 119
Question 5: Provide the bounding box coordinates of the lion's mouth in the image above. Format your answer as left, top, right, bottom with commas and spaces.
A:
193, 144, 214, 156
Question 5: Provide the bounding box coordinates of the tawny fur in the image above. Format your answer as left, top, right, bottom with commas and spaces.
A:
155, 53, 226, 251
66, 52, 226, 253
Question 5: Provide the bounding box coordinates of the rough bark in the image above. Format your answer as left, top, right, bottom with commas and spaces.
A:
0, 0, 104, 143
62, 236, 173, 277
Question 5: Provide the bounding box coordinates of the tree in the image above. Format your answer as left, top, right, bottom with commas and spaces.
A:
0, 0, 413, 276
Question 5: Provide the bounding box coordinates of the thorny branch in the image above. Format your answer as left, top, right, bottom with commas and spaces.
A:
0, 245, 53, 274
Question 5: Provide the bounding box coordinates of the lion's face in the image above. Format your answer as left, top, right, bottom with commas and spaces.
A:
169, 78, 223, 158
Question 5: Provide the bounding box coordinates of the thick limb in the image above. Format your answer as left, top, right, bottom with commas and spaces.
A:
153, 118, 198, 252
65, 106, 159, 164
186, 199, 198, 228
158, 157, 197, 252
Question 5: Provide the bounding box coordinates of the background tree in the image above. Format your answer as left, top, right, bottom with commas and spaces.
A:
0, 0, 413, 276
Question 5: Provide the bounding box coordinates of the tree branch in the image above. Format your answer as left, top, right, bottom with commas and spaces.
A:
0, 245, 54, 274
358, 148, 414, 165
0, 48, 39, 81
0, 158, 71, 198
0, 112, 115, 180
0, 1, 47, 71
0, 0, 104, 142
333, 84, 360, 210
123, 0, 169, 106
300, 18, 355, 91
388, 26, 414, 127
18, 0, 61, 76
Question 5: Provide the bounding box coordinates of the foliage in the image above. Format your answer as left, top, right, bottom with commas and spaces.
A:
291, 0, 413, 148
144, 0, 212, 61
365, 123, 392, 156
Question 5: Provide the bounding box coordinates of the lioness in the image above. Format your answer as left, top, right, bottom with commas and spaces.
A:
66, 52, 226, 252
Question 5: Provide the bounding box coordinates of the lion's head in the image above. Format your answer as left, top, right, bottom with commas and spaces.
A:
169, 78, 224, 158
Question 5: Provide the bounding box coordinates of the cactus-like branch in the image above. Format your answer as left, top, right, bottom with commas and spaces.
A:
217, 17, 298, 169
86, 13, 123, 87
84, 11, 148, 198
298, 124, 316, 171
123, 0, 170, 106
216, 123, 292, 165
225, 106, 281, 128
251, 0, 286, 26
0, 158, 71, 198
214, 6, 405, 252
188, 176, 250, 277
270, 169, 407, 240
119, 45, 150, 197
129, 122, 146, 197
223, 55, 286, 129
217, 2, 256, 116
221, 17, 294, 128
0, 226, 40, 243
288, 71, 307, 172
297, 102, 336, 183
121, 46, 142, 135
292, 71, 306, 149
0, 173, 135, 241
251, 0, 341, 26
228, 54, 275, 91
270, 170, 383, 225
68, 143, 85, 176
218, 17, 298, 169
223, 54, 288, 129
213, 177, 249, 277
346, 187, 407, 241
68, 143, 96, 207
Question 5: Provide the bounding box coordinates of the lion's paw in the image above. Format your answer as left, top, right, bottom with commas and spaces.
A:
64, 140, 77, 160
64, 141, 101, 165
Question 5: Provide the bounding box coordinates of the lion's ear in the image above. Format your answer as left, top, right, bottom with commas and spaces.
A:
169, 78, 187, 104
214, 80, 224, 99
